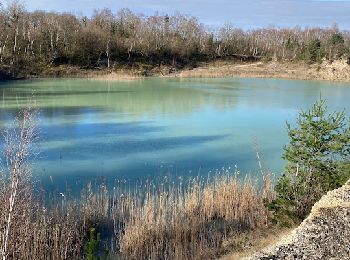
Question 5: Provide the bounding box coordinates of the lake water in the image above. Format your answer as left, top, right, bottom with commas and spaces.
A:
1, 77, 350, 189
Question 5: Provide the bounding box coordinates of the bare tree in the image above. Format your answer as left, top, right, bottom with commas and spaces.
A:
0, 108, 38, 260
0, 1, 350, 75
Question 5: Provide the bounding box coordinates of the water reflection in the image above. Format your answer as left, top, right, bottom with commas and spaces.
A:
0, 77, 350, 191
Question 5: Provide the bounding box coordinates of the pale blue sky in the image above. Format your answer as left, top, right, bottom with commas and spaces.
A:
24, 0, 350, 29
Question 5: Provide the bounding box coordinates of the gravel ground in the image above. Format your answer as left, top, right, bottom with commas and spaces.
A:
251, 181, 350, 260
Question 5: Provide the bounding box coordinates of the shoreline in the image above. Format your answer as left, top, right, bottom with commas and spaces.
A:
3, 60, 350, 83
173, 60, 350, 83
52, 60, 350, 83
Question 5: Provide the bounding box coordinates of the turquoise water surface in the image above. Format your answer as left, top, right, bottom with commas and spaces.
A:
1, 77, 350, 189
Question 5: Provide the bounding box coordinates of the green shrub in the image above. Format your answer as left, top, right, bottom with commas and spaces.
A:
84, 228, 100, 260
330, 32, 345, 46
274, 99, 350, 219
306, 39, 323, 63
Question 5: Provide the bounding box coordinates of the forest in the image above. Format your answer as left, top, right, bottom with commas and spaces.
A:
0, 1, 350, 77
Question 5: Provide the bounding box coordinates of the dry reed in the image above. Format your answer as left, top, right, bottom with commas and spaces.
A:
114, 173, 274, 259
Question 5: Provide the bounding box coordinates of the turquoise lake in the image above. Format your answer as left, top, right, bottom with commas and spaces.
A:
1, 78, 350, 189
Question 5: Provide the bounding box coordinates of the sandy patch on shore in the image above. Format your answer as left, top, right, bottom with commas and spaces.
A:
175, 60, 350, 82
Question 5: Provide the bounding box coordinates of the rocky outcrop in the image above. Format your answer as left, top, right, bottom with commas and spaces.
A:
308, 59, 350, 81
252, 181, 350, 259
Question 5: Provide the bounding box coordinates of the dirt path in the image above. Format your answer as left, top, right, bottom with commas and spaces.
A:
218, 227, 295, 260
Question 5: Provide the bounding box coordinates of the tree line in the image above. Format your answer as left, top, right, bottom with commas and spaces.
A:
1, 1, 350, 76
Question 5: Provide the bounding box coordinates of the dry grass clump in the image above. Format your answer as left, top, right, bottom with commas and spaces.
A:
114, 174, 274, 259
0, 188, 98, 259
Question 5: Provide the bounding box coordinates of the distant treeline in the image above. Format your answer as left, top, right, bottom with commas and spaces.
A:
1, 1, 350, 76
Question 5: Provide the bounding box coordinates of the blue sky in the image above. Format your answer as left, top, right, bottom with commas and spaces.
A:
24, 0, 350, 29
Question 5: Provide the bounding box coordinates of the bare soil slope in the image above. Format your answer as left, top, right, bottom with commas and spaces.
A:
177, 60, 350, 82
